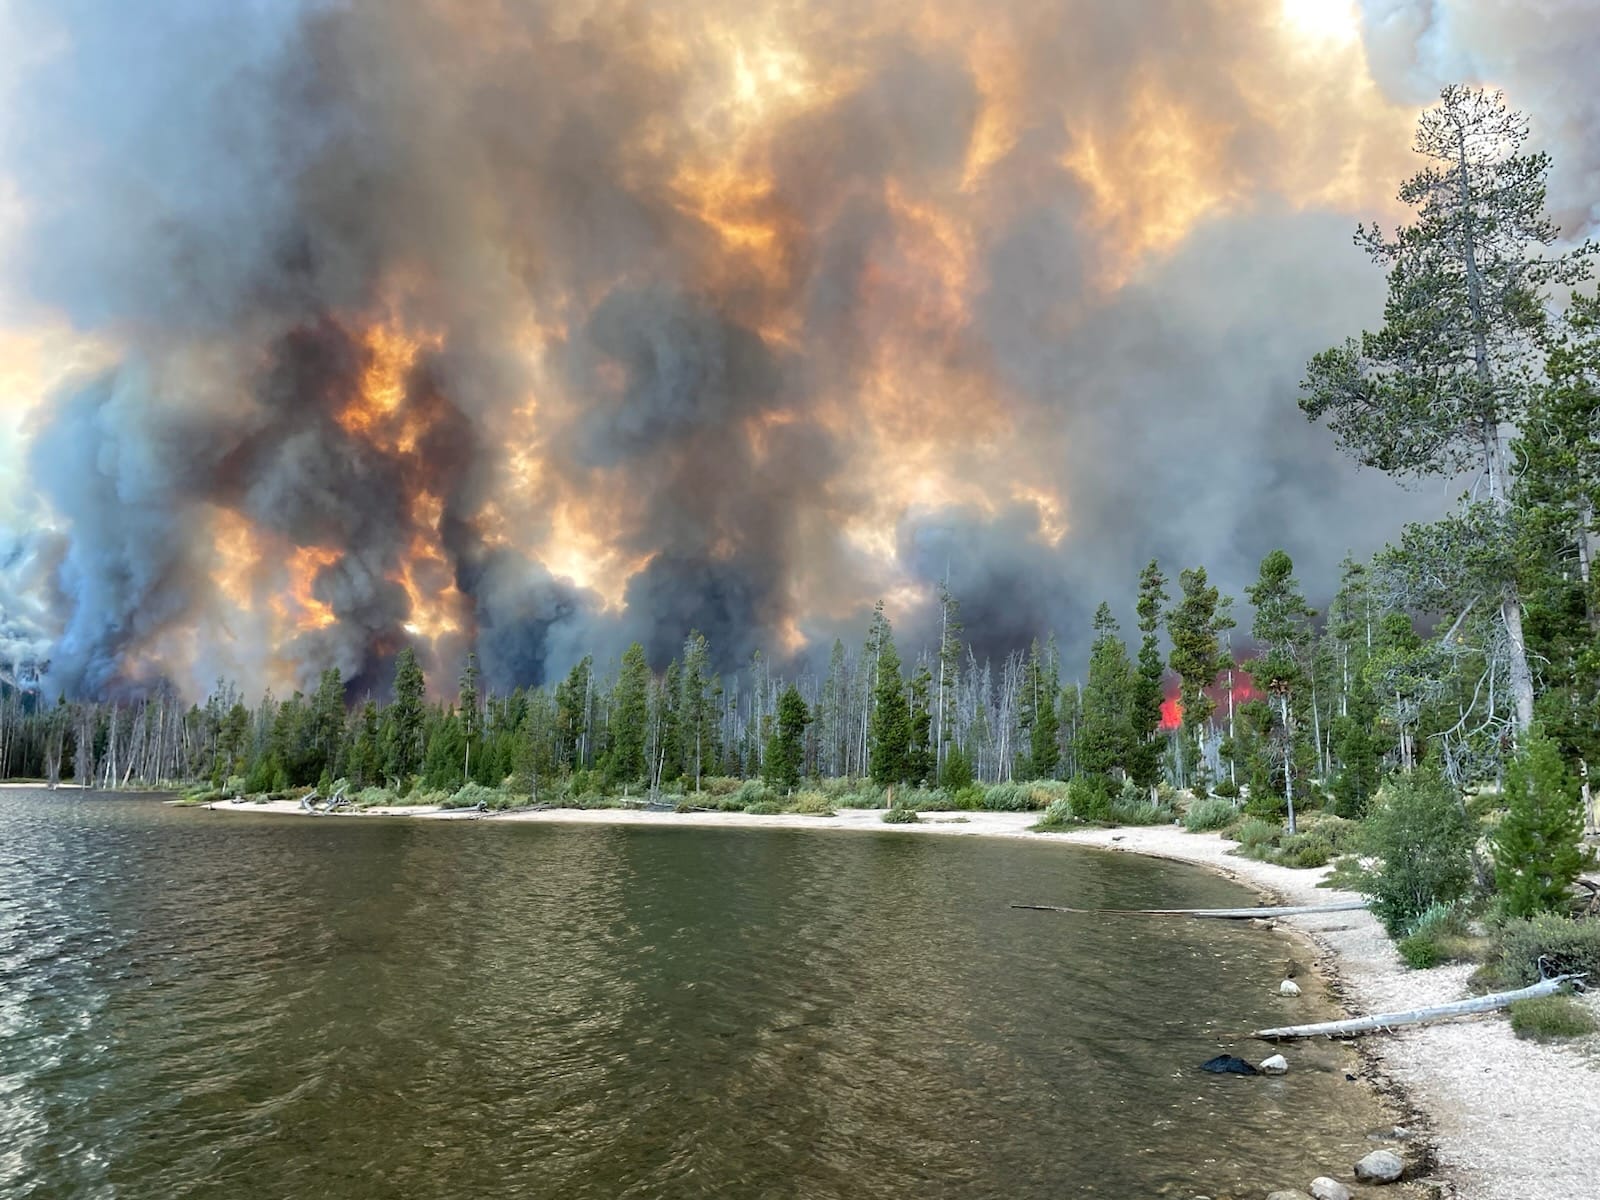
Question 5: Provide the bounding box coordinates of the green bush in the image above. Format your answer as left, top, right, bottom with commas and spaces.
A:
1235, 817, 1281, 849
743, 800, 783, 815
894, 786, 953, 811
445, 781, 502, 809
700, 775, 743, 796
1361, 768, 1476, 936
792, 790, 834, 816
354, 786, 397, 807
732, 780, 779, 809
951, 785, 985, 811
1211, 777, 1240, 799
1492, 728, 1591, 919
1184, 796, 1235, 831
1109, 794, 1174, 826
1492, 914, 1600, 987
881, 807, 920, 824
833, 791, 882, 809
1068, 777, 1111, 822
1035, 797, 1074, 829
1396, 900, 1473, 969
1508, 994, 1597, 1041
982, 782, 1032, 812
1397, 932, 1444, 969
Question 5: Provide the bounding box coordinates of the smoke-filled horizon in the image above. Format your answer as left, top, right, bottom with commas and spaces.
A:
1, 0, 1597, 700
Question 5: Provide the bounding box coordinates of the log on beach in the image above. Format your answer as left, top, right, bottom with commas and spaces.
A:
1010, 900, 1369, 919
1253, 974, 1587, 1040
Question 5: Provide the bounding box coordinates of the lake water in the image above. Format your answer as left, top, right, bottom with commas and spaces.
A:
0, 790, 1397, 1198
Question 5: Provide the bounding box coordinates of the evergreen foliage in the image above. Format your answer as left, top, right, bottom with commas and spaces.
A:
1492, 728, 1590, 917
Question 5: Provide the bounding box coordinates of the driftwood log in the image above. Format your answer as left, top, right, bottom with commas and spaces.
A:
1254, 973, 1587, 1040
1011, 900, 1369, 919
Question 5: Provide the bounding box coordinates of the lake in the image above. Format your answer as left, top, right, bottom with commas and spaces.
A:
0, 789, 1396, 1198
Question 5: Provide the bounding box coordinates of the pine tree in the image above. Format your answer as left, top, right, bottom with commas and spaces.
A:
606, 642, 650, 785
1301, 86, 1594, 737
908, 663, 935, 784
1078, 603, 1135, 781
1492, 728, 1589, 917
1246, 550, 1316, 832
1131, 559, 1169, 789
869, 613, 910, 786
385, 646, 426, 784
1166, 567, 1234, 789
764, 684, 810, 791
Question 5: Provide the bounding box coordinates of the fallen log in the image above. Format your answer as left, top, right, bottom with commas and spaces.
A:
1254, 973, 1587, 1040
1011, 900, 1368, 919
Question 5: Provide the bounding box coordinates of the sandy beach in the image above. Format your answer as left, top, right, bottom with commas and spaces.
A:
202, 798, 1599, 1198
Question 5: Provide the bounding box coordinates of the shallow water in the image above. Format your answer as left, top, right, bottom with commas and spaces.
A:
0, 790, 1394, 1198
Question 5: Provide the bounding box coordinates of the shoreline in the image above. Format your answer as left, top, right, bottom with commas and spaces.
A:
200, 798, 1598, 1198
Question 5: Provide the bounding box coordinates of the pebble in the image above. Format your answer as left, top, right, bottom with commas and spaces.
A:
1280, 978, 1302, 996
1259, 1053, 1289, 1075
1309, 1178, 1351, 1200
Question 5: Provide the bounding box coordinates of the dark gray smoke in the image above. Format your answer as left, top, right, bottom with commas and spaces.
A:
0, 0, 1590, 698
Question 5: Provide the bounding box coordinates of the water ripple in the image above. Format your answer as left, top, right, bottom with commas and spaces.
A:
0, 792, 1393, 1198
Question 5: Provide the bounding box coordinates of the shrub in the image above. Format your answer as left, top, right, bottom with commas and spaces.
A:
1396, 900, 1474, 969
896, 786, 953, 811
881, 807, 920, 824
1492, 728, 1591, 919
1184, 796, 1236, 832
445, 781, 502, 809
743, 800, 783, 815
1109, 794, 1174, 826
1361, 768, 1476, 936
792, 791, 834, 816
1068, 777, 1111, 822
732, 780, 778, 809
1211, 777, 1240, 799
1492, 914, 1600, 987
951, 784, 985, 811
1508, 994, 1597, 1041
1035, 797, 1074, 829
982, 782, 1032, 812
1397, 932, 1444, 969
354, 786, 397, 807
1235, 818, 1281, 849
833, 791, 882, 809
700, 775, 742, 796
1274, 832, 1332, 868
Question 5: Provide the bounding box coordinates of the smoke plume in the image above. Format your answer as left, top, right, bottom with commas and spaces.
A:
0, 0, 1595, 697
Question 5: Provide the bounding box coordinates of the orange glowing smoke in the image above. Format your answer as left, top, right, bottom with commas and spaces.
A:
286, 545, 342, 631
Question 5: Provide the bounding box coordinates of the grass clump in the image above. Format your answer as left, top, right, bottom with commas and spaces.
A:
1396, 900, 1476, 969
880, 807, 920, 824
1184, 796, 1236, 832
743, 800, 783, 815
1507, 994, 1597, 1041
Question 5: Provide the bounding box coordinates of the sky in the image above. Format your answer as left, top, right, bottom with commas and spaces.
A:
0, 0, 1597, 699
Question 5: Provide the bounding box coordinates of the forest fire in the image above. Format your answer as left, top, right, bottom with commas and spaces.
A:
1159, 670, 1260, 731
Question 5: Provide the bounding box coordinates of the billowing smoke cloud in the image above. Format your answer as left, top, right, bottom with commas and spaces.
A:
0, 0, 1592, 698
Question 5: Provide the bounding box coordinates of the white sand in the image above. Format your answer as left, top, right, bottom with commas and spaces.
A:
201, 799, 1599, 1197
